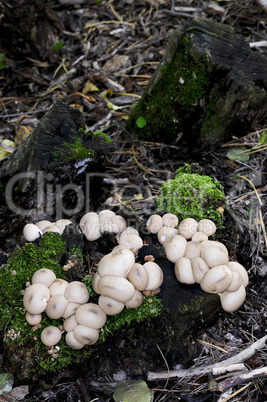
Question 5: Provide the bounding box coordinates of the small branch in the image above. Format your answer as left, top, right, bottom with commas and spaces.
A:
217, 366, 267, 392
147, 335, 267, 381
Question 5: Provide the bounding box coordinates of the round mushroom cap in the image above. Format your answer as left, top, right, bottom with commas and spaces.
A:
23, 283, 50, 314
219, 285, 246, 312
143, 261, 163, 290
62, 302, 81, 319
65, 331, 84, 349
127, 263, 148, 291
49, 278, 69, 296
226, 270, 243, 292
191, 257, 209, 283
125, 289, 144, 308
201, 265, 233, 294
99, 210, 116, 233
65, 281, 90, 304
46, 294, 68, 319
174, 257, 195, 284
178, 218, 198, 239
162, 213, 178, 228
35, 220, 51, 231
120, 227, 139, 237
98, 295, 125, 315
200, 240, 228, 254
201, 244, 229, 268
41, 326, 62, 346
92, 272, 102, 294
73, 325, 99, 345
163, 235, 187, 263
32, 268, 56, 287
75, 303, 107, 329
191, 231, 209, 244
63, 314, 79, 332
184, 241, 201, 260
228, 261, 249, 287
111, 215, 127, 233
98, 245, 135, 277
55, 219, 73, 234
42, 224, 61, 234
23, 223, 43, 242
197, 219, 216, 237
146, 214, 163, 234
25, 312, 42, 325
79, 212, 101, 241
157, 226, 178, 245
98, 275, 136, 303
118, 233, 143, 252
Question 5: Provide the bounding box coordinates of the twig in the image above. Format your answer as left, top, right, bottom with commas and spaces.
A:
147, 335, 267, 381
217, 366, 267, 392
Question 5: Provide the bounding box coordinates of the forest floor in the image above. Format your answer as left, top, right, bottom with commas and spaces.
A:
0, 0, 266, 401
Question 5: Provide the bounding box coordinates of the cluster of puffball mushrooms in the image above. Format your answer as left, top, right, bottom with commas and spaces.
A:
22, 211, 248, 351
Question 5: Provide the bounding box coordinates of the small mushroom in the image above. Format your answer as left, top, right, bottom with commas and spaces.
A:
35, 220, 51, 231
120, 227, 139, 237
23, 283, 50, 314
228, 261, 249, 287
63, 314, 79, 332
55, 219, 73, 234
98, 245, 135, 278
200, 243, 229, 268
184, 241, 201, 260
98, 295, 125, 315
92, 272, 102, 294
40, 326, 62, 346
174, 257, 195, 284
46, 294, 68, 319
178, 218, 198, 239
127, 263, 148, 291
25, 312, 42, 325
65, 331, 84, 349
118, 233, 143, 252
97, 275, 136, 303
191, 232, 208, 243
197, 219, 216, 237
200, 265, 233, 294
75, 303, 107, 329
73, 324, 99, 345
157, 226, 178, 245
99, 209, 116, 233
219, 285, 246, 312
163, 235, 187, 263
191, 257, 209, 283
42, 225, 61, 234
146, 214, 163, 234
65, 281, 90, 304
49, 278, 69, 296
23, 223, 43, 242
226, 270, 243, 292
79, 212, 101, 241
62, 302, 81, 319
125, 289, 144, 308
32, 268, 56, 287
162, 213, 178, 228
143, 261, 163, 290
111, 215, 127, 233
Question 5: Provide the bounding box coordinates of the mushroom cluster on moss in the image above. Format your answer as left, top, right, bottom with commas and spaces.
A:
146, 216, 248, 312
23, 268, 108, 350
23, 219, 73, 241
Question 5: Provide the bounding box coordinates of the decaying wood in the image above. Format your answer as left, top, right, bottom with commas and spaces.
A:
217, 366, 267, 392
126, 18, 267, 151
147, 335, 267, 381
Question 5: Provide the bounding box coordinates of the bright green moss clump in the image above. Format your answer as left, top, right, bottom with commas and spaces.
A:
155, 164, 225, 228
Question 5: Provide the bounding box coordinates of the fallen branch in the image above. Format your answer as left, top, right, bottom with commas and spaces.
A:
147, 335, 267, 381
217, 366, 267, 392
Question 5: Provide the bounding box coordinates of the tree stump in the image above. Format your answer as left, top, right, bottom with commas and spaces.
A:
126, 18, 267, 150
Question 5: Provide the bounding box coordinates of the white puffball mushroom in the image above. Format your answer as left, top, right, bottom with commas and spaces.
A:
157, 226, 178, 244
143, 261, 163, 290
42, 224, 61, 234
120, 227, 139, 237
219, 285, 246, 312
146, 214, 163, 234
63, 314, 79, 332
35, 220, 51, 231
125, 289, 144, 308
127, 263, 148, 291
200, 240, 228, 255
25, 312, 42, 325
45, 294, 68, 319
32, 268, 56, 287
197, 219, 216, 237
65, 281, 90, 304
174, 257, 195, 284
111, 215, 127, 233
178, 218, 198, 239
73, 325, 99, 345
201, 244, 229, 268
75, 303, 107, 329
191, 231, 208, 244
118, 233, 143, 252
65, 331, 84, 349
162, 213, 178, 228
79, 212, 101, 241
23, 223, 43, 242
97, 275, 136, 303
55, 219, 73, 234
226, 270, 243, 292
228, 261, 249, 287
41, 326, 62, 346
49, 278, 69, 296
191, 257, 209, 283
92, 272, 102, 294
99, 210, 116, 233
23, 283, 50, 314
62, 302, 81, 319
98, 295, 125, 315
98, 245, 135, 278
184, 241, 201, 260
201, 265, 233, 294
163, 235, 187, 263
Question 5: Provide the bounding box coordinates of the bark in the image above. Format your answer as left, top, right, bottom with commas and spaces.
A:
126, 18, 267, 151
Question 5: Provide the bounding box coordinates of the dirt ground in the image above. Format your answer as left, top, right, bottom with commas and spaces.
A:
0, 0, 266, 401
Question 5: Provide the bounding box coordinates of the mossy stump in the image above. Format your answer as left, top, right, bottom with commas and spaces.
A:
126, 18, 267, 150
